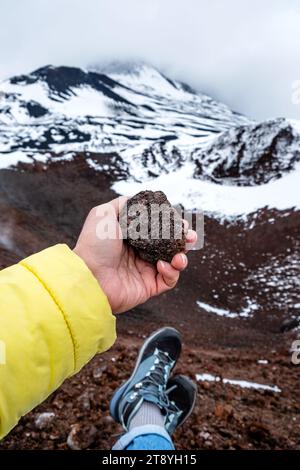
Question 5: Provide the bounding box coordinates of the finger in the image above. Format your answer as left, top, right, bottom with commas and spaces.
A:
186, 229, 196, 243
157, 260, 180, 289
185, 229, 197, 251
170, 253, 188, 271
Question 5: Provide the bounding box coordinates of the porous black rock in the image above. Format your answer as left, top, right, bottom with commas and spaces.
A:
119, 190, 186, 264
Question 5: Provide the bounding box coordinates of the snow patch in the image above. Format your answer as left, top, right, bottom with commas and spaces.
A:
0, 81, 112, 119
113, 161, 300, 217
196, 299, 259, 318
0, 151, 32, 169
0, 224, 14, 251
196, 373, 281, 393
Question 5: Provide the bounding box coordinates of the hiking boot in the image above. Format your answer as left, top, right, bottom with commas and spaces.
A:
110, 327, 181, 431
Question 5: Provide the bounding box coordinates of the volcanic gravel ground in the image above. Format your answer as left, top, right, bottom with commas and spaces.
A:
1, 327, 299, 450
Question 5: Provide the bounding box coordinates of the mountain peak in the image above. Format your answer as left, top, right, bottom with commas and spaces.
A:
0, 61, 247, 138
92, 60, 149, 76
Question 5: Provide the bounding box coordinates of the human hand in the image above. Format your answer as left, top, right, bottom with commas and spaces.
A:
74, 197, 197, 314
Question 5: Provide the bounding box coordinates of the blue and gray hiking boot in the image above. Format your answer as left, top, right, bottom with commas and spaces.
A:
110, 327, 197, 434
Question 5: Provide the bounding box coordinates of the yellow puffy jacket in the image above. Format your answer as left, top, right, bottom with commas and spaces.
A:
0, 244, 116, 439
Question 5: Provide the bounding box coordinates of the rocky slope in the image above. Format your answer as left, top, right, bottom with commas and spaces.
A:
193, 118, 300, 186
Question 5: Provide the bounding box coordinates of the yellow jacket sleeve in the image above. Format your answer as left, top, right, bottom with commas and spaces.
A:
0, 244, 116, 439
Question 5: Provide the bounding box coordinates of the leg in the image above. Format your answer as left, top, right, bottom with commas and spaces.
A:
113, 426, 175, 450
110, 327, 197, 450
126, 433, 174, 451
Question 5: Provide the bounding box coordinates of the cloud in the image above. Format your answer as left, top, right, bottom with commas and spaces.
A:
0, 0, 299, 119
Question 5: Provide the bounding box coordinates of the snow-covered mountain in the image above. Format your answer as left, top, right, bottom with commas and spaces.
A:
0, 63, 248, 153
0, 62, 299, 330
0, 63, 251, 178
0, 63, 299, 217
0, 64, 249, 180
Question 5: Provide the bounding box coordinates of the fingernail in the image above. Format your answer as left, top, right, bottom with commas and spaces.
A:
186, 230, 196, 242
159, 260, 165, 269
180, 253, 187, 266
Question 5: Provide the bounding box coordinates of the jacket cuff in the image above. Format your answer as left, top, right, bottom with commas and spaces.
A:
20, 244, 116, 373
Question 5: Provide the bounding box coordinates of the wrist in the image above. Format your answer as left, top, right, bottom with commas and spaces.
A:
73, 245, 98, 283
73, 245, 112, 307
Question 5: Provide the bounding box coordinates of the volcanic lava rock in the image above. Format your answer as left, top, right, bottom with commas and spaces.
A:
119, 190, 186, 264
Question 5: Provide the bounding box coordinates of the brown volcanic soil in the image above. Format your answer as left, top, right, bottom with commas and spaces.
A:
0, 153, 300, 450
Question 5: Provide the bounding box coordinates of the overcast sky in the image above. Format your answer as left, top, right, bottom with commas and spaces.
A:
0, 0, 299, 120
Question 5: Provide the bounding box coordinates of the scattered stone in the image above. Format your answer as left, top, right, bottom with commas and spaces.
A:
102, 415, 114, 425
214, 403, 234, 420
67, 423, 97, 450
280, 317, 300, 332
77, 392, 91, 411
34, 412, 55, 430
92, 365, 107, 383
199, 431, 211, 441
